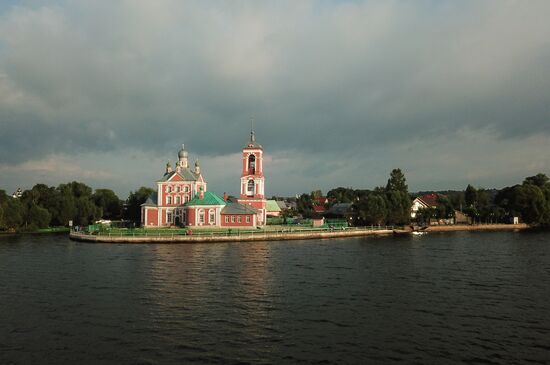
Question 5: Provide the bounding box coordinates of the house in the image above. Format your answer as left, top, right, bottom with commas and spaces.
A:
266, 200, 282, 217
324, 203, 355, 223
411, 193, 440, 218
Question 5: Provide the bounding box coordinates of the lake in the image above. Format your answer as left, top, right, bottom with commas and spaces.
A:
1, 231, 549, 364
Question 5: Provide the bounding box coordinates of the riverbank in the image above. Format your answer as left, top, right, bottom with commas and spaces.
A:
70, 227, 394, 243
68, 223, 532, 243
425, 223, 529, 232
0, 227, 70, 236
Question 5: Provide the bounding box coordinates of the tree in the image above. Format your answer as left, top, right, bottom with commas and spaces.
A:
416, 207, 436, 225
27, 203, 52, 229
126, 187, 155, 224
515, 184, 546, 225
3, 198, 23, 229
384, 168, 411, 225
386, 168, 408, 192
465, 184, 478, 208
385, 190, 411, 225
296, 193, 314, 218
356, 193, 387, 225
524, 173, 549, 187
327, 187, 356, 204
92, 189, 122, 219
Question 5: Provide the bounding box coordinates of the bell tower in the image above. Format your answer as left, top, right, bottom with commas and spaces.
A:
238, 128, 267, 225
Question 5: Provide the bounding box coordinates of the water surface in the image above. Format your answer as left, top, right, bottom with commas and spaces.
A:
1, 231, 549, 364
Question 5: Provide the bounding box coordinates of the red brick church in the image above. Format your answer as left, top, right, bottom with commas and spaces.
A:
141, 131, 267, 228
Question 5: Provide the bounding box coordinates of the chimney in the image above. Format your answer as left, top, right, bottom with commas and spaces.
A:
223, 192, 228, 201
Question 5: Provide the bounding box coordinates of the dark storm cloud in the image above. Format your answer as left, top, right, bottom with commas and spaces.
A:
0, 1, 549, 193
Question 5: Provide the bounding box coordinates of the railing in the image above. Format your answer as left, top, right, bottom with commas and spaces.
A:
73, 225, 396, 238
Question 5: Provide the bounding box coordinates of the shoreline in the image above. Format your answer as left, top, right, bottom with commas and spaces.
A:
425, 223, 529, 232
69, 223, 531, 243
69, 228, 394, 243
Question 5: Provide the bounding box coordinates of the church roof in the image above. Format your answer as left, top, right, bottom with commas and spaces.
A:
157, 169, 197, 182
244, 130, 262, 149
185, 191, 226, 206
222, 202, 257, 215
266, 200, 281, 212
141, 193, 158, 207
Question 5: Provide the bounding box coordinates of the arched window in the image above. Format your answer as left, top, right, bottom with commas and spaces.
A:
247, 180, 255, 196
198, 209, 205, 224
209, 209, 215, 224
167, 196, 172, 205
175, 196, 180, 205
248, 154, 256, 175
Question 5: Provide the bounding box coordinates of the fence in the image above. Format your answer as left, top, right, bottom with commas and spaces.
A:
75, 225, 396, 238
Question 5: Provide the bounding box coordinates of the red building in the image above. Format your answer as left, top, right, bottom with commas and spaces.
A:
141, 132, 265, 228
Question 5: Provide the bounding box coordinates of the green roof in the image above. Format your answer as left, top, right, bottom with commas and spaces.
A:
185, 191, 226, 206
266, 200, 281, 212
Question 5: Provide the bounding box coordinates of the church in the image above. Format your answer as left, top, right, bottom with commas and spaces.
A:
140, 131, 267, 228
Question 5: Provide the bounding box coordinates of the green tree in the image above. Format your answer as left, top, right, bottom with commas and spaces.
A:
92, 189, 122, 219
515, 184, 546, 225
27, 203, 52, 229
3, 198, 23, 229
327, 187, 355, 204
465, 184, 478, 208
384, 169, 411, 225
296, 193, 314, 218
385, 190, 411, 225
356, 193, 387, 225
386, 168, 408, 192
126, 187, 155, 224
416, 207, 436, 225
524, 173, 549, 187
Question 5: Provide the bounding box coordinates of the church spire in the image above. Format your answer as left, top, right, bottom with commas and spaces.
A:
250, 117, 255, 143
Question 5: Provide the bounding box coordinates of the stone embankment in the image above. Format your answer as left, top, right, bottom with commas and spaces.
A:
69, 224, 530, 243
69, 228, 394, 243
425, 223, 529, 232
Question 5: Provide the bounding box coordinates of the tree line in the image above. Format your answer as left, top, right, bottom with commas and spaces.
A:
297, 169, 412, 226
0, 182, 154, 232
2, 171, 549, 232
296, 170, 550, 227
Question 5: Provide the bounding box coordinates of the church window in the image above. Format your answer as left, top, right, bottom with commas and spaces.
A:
167, 186, 172, 193
209, 210, 215, 223
199, 209, 205, 223
184, 186, 189, 192
247, 180, 255, 196
167, 196, 172, 205
175, 196, 180, 204
248, 154, 256, 174
176, 186, 180, 192
167, 212, 172, 223
246, 216, 250, 223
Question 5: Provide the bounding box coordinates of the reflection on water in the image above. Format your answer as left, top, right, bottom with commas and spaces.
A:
1, 232, 549, 364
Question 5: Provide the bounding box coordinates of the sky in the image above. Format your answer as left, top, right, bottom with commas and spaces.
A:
0, 0, 549, 198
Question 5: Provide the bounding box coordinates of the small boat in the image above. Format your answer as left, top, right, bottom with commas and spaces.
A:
393, 229, 412, 235
412, 231, 426, 236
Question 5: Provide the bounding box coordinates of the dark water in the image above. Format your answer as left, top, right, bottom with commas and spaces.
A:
1, 232, 549, 364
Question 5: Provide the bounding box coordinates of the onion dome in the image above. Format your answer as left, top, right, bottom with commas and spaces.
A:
178, 144, 188, 158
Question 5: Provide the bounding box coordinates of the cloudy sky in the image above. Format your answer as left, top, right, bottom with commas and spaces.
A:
0, 1, 549, 198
